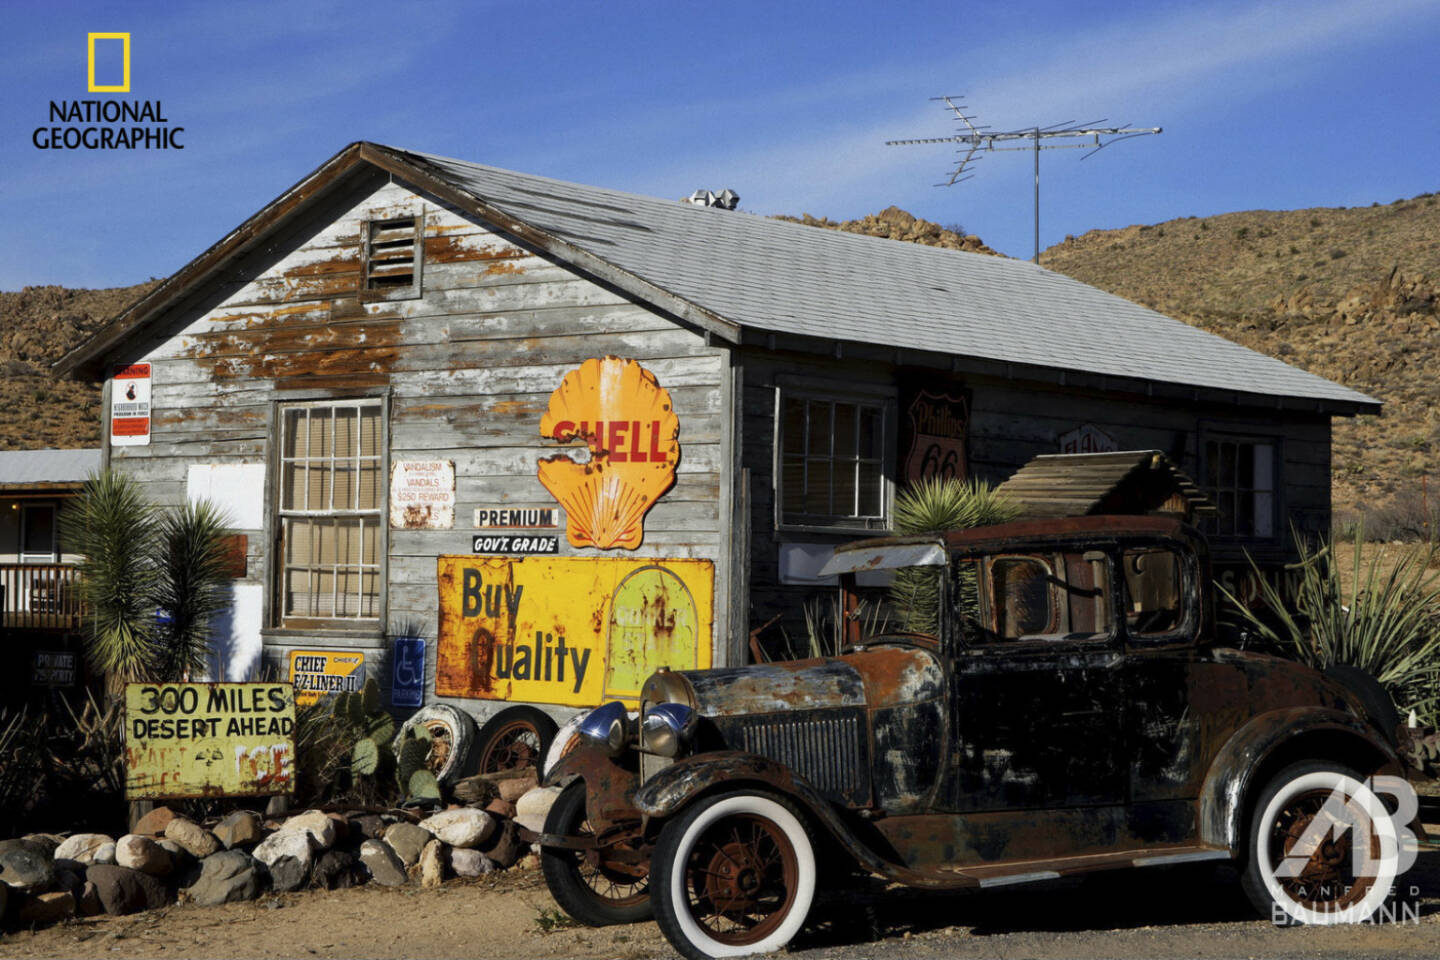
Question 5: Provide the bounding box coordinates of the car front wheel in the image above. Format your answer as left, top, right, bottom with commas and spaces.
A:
1241, 760, 1398, 925
539, 781, 652, 926
652, 790, 816, 960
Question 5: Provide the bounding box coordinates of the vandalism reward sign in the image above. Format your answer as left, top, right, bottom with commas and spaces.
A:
124, 682, 295, 800
435, 556, 714, 707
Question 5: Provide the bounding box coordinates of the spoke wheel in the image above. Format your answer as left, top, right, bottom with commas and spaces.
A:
654, 791, 816, 960
1266, 788, 1376, 914
541, 781, 652, 926
474, 707, 558, 775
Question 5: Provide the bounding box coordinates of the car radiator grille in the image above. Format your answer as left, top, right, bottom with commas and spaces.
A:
739, 715, 863, 797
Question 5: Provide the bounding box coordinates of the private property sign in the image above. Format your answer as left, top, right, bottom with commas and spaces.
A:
124, 682, 295, 799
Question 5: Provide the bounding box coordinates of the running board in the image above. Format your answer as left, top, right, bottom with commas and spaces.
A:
919, 845, 1231, 889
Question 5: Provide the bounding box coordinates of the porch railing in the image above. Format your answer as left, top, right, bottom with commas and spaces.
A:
1, 563, 82, 631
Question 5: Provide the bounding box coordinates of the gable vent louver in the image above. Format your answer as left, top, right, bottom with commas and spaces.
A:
365, 217, 419, 290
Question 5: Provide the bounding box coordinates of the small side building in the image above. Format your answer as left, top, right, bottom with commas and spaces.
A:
54, 143, 1376, 731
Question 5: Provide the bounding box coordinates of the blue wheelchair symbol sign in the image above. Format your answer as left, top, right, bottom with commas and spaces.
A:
392, 637, 426, 708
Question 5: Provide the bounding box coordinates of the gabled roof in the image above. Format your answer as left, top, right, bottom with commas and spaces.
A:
57, 142, 1379, 415
996, 450, 1216, 520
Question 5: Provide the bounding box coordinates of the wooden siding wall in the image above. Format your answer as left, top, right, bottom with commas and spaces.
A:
738, 346, 1332, 641
106, 170, 731, 719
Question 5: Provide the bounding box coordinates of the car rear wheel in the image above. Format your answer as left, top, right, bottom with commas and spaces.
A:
540, 781, 652, 926
473, 706, 558, 775
1241, 760, 1397, 925
652, 790, 816, 960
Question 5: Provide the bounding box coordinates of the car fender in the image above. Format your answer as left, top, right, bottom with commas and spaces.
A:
1197, 706, 1403, 852
542, 743, 642, 833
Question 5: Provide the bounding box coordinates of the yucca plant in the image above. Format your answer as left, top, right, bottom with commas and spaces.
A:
152, 500, 235, 681
1221, 527, 1440, 727
62, 470, 161, 682
889, 477, 1021, 635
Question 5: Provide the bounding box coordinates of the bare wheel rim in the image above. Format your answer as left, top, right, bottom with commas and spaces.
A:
478, 718, 543, 773
682, 813, 799, 946
1266, 787, 1378, 913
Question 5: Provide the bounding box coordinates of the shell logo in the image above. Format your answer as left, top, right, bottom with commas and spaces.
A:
538, 356, 680, 550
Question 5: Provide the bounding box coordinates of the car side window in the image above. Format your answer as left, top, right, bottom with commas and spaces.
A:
961, 551, 1112, 645
1123, 547, 1184, 638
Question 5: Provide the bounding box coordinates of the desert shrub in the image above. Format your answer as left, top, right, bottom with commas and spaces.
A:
1221, 529, 1440, 727
0, 692, 127, 835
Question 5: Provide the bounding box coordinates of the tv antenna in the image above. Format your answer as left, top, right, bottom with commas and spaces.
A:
886, 96, 1161, 263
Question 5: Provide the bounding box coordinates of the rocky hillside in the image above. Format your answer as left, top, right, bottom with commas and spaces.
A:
773, 206, 1002, 256
1040, 193, 1440, 524
0, 282, 156, 449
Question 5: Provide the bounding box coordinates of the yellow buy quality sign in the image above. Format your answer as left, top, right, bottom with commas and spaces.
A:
124, 682, 296, 800
435, 556, 714, 707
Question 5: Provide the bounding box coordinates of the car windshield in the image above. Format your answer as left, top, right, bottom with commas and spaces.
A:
956, 550, 1114, 644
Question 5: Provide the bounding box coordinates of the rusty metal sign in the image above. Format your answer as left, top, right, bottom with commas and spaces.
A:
288, 649, 366, 707
435, 556, 714, 707
124, 682, 295, 799
537, 357, 679, 550
901, 388, 969, 486
390, 459, 455, 529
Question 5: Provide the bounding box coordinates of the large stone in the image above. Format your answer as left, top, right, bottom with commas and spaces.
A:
312, 849, 360, 890
252, 830, 312, 893
53, 868, 82, 895
131, 807, 179, 837
419, 808, 494, 849
77, 881, 104, 916
359, 840, 407, 887
93, 842, 117, 865
20, 834, 63, 857
157, 838, 195, 873
213, 810, 265, 849
382, 822, 431, 867
497, 771, 539, 803
347, 814, 386, 841
280, 810, 336, 850
164, 819, 221, 858
448, 847, 495, 878
513, 786, 562, 834
184, 850, 265, 906
18, 890, 76, 927
86, 864, 169, 915
419, 839, 446, 888
115, 834, 171, 876
477, 819, 523, 869
0, 839, 56, 893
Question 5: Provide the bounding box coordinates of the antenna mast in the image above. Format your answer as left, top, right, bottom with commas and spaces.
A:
886, 96, 1161, 263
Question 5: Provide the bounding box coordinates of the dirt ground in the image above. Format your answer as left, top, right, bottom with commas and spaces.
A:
4, 845, 1439, 960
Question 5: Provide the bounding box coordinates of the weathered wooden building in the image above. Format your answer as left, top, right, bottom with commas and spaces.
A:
57, 142, 1377, 744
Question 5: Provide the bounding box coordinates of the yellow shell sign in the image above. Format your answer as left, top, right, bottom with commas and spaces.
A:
435, 556, 714, 707
538, 356, 679, 550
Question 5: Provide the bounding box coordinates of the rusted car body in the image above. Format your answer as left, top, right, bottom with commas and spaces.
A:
540, 516, 1417, 959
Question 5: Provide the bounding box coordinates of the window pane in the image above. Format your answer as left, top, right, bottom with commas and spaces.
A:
859, 407, 882, 459
833, 403, 857, 458
22, 506, 55, 555
993, 558, 1055, 639
360, 408, 381, 457
1124, 548, 1183, 637
807, 401, 831, 456
804, 459, 831, 514
833, 458, 856, 517
334, 463, 356, 510
334, 407, 356, 459
1238, 443, 1254, 491
781, 455, 805, 511
284, 410, 307, 459
858, 460, 882, 517
1253, 444, 1274, 491
1254, 491, 1275, 538
1218, 442, 1236, 487
308, 409, 331, 459
358, 462, 381, 510
782, 398, 805, 456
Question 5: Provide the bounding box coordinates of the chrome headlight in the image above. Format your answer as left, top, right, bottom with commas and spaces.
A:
576, 701, 630, 756
641, 702, 696, 758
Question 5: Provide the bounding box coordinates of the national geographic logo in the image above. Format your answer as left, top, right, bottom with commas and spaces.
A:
33, 33, 184, 150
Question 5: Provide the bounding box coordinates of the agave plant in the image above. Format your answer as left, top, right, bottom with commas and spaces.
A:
1221, 527, 1440, 727
889, 477, 1021, 635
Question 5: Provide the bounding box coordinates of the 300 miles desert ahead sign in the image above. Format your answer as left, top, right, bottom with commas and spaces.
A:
124, 682, 295, 800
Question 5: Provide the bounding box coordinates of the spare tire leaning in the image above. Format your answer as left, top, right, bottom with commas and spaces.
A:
393, 704, 478, 784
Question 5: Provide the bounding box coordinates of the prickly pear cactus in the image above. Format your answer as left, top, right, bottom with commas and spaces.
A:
408, 769, 442, 801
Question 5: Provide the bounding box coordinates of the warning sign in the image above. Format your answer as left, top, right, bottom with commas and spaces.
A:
288, 650, 366, 707
110, 362, 151, 446
390, 460, 455, 529
124, 682, 295, 799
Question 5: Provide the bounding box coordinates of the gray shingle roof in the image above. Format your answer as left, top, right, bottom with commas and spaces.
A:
0, 448, 100, 486
392, 146, 1376, 412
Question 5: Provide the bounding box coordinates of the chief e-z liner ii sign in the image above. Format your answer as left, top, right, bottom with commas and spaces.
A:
435, 556, 714, 707
124, 683, 295, 800
110, 362, 151, 446
288, 650, 366, 708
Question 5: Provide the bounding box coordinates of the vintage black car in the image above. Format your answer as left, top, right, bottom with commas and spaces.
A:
538, 516, 1419, 960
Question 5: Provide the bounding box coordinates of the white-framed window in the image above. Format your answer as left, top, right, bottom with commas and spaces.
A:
361, 214, 423, 301
776, 388, 893, 530
276, 400, 384, 624
1202, 435, 1277, 539
20, 503, 58, 563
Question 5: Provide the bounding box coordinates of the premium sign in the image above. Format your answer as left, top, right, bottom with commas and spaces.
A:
474, 507, 558, 528
110, 362, 151, 446
390, 460, 456, 529
537, 357, 680, 550
288, 650, 366, 707
124, 682, 295, 799
436, 556, 714, 707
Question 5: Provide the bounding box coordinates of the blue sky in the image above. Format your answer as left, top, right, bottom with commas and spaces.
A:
3, 0, 1438, 290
